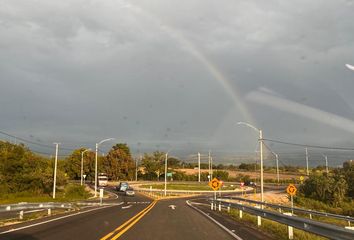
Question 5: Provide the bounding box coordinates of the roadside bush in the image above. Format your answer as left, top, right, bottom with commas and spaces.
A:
63, 184, 90, 200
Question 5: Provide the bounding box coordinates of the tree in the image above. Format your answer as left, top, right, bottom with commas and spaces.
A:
0, 141, 67, 195
167, 157, 180, 168
101, 143, 135, 180
141, 151, 165, 180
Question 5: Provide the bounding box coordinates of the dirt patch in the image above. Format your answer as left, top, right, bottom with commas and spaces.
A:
178, 168, 300, 180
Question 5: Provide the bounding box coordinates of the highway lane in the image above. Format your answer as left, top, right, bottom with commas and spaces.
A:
0, 192, 151, 240
121, 197, 238, 240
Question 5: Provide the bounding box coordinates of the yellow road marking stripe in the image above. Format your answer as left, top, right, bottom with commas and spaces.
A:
110, 200, 157, 240
100, 201, 156, 240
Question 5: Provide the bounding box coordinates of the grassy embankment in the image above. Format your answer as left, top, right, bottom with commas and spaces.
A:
0, 184, 92, 204
140, 182, 237, 191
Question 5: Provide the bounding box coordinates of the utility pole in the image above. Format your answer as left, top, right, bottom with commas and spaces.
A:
210, 156, 213, 179
53, 143, 60, 199
198, 152, 201, 182
208, 151, 211, 180
259, 130, 264, 205
305, 148, 309, 176
275, 153, 279, 184
322, 154, 329, 174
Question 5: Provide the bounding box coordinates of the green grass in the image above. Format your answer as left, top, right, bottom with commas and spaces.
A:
0, 184, 92, 204
140, 183, 237, 191
228, 209, 328, 240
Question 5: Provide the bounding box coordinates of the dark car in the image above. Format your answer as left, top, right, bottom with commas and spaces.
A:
116, 182, 129, 192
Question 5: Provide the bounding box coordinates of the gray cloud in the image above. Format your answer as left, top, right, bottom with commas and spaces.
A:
1, 0, 354, 163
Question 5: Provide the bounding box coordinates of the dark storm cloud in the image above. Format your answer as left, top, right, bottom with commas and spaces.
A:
1, 0, 354, 158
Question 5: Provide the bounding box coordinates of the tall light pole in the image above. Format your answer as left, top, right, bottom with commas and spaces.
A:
198, 152, 201, 182
237, 122, 264, 205
164, 150, 173, 196
322, 154, 329, 174
81, 148, 91, 186
95, 138, 115, 197
164, 152, 168, 196
53, 143, 60, 199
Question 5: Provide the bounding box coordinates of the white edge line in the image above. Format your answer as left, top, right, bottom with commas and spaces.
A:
0, 202, 124, 235
186, 200, 243, 240
121, 205, 133, 209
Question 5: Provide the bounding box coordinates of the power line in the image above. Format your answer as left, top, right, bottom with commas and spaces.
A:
0, 130, 76, 151
263, 138, 354, 151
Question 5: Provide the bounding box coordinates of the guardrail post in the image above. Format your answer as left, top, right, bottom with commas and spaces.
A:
309, 213, 312, 219
6, 206, 11, 211
255, 205, 261, 226
239, 203, 243, 219
348, 221, 351, 227
284, 212, 294, 239
48, 209, 51, 216
227, 205, 230, 213
19, 210, 24, 220
211, 202, 213, 210
218, 202, 221, 212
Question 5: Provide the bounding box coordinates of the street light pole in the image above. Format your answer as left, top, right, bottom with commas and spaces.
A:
237, 122, 264, 205
198, 152, 201, 182
275, 153, 279, 184
164, 152, 168, 196
53, 143, 60, 199
81, 148, 91, 186
95, 138, 114, 197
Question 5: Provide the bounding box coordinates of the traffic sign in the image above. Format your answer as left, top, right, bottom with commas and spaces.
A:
208, 178, 222, 191
240, 182, 244, 187
83, 174, 87, 179
167, 173, 173, 177
286, 184, 297, 196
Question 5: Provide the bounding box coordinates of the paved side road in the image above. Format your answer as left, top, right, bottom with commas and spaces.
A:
0, 193, 151, 240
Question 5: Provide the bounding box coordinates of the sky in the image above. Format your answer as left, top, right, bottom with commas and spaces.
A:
1, 0, 354, 165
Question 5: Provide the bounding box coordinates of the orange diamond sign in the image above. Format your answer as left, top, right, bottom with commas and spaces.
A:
208, 178, 222, 191
286, 184, 297, 196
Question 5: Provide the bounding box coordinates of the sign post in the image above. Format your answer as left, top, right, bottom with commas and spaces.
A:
99, 188, 104, 206
83, 174, 87, 185
208, 178, 222, 211
286, 184, 297, 214
299, 176, 304, 184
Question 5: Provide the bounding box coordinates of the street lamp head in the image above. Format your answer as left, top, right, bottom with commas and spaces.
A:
236, 121, 260, 133
98, 138, 115, 145
345, 64, 354, 71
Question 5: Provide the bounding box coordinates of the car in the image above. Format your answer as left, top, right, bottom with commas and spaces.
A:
125, 188, 135, 196
116, 182, 129, 192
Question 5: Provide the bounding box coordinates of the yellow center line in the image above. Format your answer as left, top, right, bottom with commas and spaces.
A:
100, 200, 157, 240
110, 200, 157, 240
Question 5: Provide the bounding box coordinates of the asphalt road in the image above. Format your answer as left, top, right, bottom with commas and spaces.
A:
0, 190, 273, 240
0, 191, 151, 240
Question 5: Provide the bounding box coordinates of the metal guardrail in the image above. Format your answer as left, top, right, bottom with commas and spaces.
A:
0, 202, 74, 213
220, 196, 354, 222
209, 200, 354, 240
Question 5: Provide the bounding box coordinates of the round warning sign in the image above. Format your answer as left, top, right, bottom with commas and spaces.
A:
286, 184, 297, 196
208, 178, 222, 191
